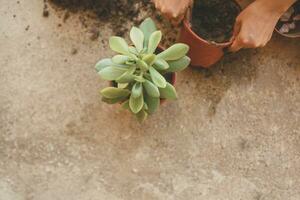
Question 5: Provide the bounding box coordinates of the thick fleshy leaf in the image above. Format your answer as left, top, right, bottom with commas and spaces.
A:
143, 103, 148, 110
134, 75, 146, 83
118, 83, 129, 89
112, 55, 130, 64
136, 109, 148, 123
131, 82, 143, 98
99, 67, 127, 80
148, 31, 162, 54
121, 100, 130, 110
130, 26, 144, 52
144, 93, 159, 114
158, 82, 177, 100
153, 58, 169, 70
166, 56, 191, 72
109, 36, 129, 55
129, 46, 138, 55
129, 94, 144, 113
116, 66, 136, 83
139, 18, 157, 48
142, 54, 156, 66
102, 96, 127, 104
157, 43, 189, 61
100, 87, 130, 99
143, 80, 160, 98
137, 59, 149, 71
95, 58, 112, 72
149, 67, 167, 88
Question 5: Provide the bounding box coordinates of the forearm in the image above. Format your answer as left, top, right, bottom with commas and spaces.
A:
256, 0, 297, 15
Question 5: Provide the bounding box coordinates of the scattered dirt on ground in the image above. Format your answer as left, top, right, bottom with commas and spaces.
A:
70, 48, 78, 55
42, 0, 179, 46
46, 0, 152, 36
191, 0, 240, 43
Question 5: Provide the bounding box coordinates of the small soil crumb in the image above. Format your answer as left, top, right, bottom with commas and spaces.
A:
71, 48, 78, 55
25, 25, 30, 31
88, 28, 99, 41
63, 11, 70, 22
43, 9, 49, 17
13, 14, 16, 18
191, 0, 240, 43
43, 0, 50, 17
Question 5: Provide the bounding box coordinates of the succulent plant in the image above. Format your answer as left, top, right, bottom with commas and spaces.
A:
95, 18, 190, 122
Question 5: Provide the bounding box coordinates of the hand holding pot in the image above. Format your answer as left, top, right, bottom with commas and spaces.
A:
229, 0, 297, 52
152, 0, 193, 25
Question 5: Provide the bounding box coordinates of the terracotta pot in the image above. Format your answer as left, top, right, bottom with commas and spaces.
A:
179, 1, 242, 68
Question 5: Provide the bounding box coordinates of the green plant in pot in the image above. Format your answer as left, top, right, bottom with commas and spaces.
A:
95, 18, 190, 122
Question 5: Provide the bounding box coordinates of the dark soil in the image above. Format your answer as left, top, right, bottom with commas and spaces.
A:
191, 0, 241, 43
47, 0, 152, 37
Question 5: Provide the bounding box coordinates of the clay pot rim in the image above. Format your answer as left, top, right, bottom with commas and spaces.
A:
182, 20, 231, 47
183, 0, 242, 47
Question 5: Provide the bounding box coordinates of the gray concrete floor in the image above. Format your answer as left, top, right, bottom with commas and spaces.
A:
1, 0, 300, 199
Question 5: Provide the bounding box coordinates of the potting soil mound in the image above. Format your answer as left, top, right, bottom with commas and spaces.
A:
47, 0, 152, 36
191, 0, 240, 43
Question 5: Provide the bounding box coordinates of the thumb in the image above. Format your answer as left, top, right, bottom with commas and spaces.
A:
229, 20, 242, 52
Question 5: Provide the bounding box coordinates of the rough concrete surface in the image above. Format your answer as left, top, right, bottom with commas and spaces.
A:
0, 0, 300, 199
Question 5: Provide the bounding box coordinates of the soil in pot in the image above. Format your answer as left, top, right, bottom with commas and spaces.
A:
191, 0, 241, 43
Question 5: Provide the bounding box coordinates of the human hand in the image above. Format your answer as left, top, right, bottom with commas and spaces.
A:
152, 0, 193, 25
229, 0, 296, 52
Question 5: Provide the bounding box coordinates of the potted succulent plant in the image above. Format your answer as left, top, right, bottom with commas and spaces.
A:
95, 18, 190, 122
179, 0, 241, 68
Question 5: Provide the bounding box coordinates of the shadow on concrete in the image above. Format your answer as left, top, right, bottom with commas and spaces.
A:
189, 49, 258, 116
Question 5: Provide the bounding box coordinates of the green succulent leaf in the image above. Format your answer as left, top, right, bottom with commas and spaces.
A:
143, 80, 160, 98
143, 103, 148, 110
131, 82, 143, 98
153, 58, 169, 70
166, 56, 191, 72
116, 66, 136, 83
95, 58, 112, 72
121, 100, 130, 110
136, 109, 148, 123
99, 66, 127, 81
142, 54, 156, 66
100, 87, 130, 99
148, 31, 162, 54
130, 26, 144, 52
134, 75, 146, 83
137, 59, 149, 71
112, 55, 130, 64
129, 94, 144, 114
158, 82, 177, 100
102, 96, 127, 104
139, 18, 157, 49
149, 67, 167, 88
118, 83, 129, 89
144, 93, 160, 114
109, 36, 129, 55
157, 43, 189, 61
129, 46, 138, 55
